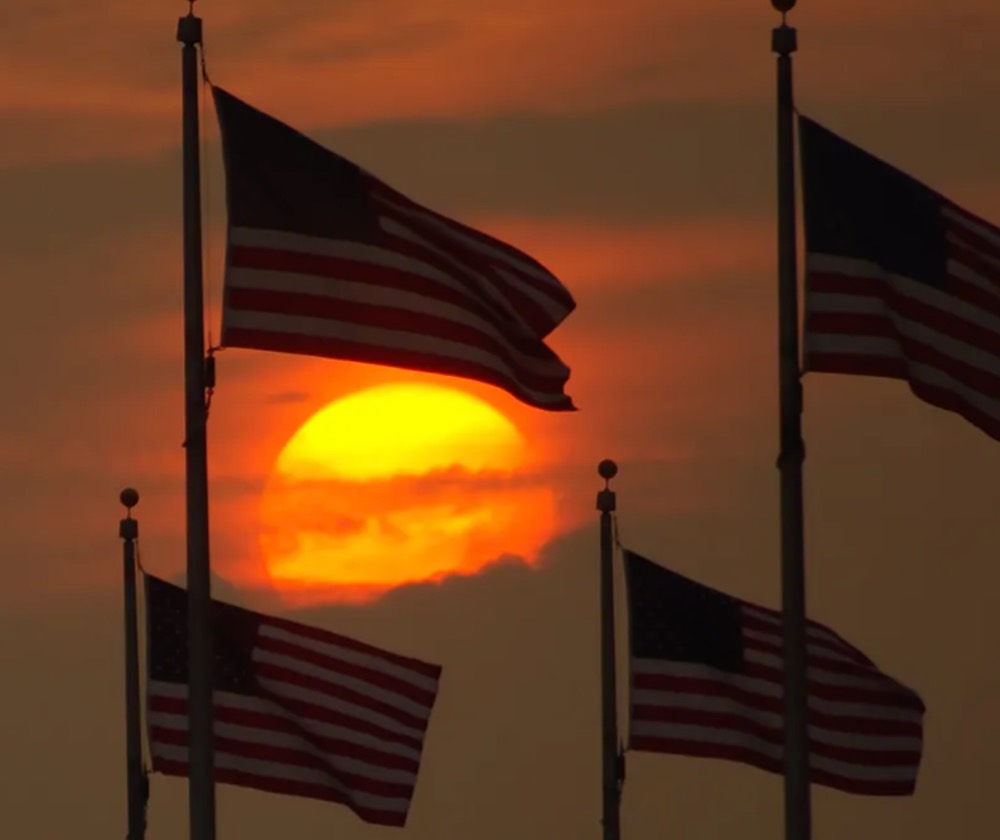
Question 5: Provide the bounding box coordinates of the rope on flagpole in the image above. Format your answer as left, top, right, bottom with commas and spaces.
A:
197, 17, 221, 423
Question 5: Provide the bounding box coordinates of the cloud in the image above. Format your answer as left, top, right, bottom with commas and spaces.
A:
3, 1, 1000, 165
7, 81, 999, 607
0, 100, 779, 266
262, 389, 311, 405
8, 95, 1000, 267
0, 205, 775, 604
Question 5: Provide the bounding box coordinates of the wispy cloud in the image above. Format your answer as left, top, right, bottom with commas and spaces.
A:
3, 1, 999, 165
0, 207, 774, 601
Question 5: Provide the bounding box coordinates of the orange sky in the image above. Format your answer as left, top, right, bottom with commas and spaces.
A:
4, 2, 1000, 838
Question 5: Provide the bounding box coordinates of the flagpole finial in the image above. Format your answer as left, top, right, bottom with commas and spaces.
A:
119, 488, 140, 541
177, 1, 202, 44
771, 0, 798, 55
120, 487, 140, 513
597, 460, 617, 514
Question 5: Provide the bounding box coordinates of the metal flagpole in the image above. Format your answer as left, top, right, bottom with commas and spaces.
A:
771, 3, 811, 839
597, 459, 621, 840
120, 488, 147, 840
177, 4, 216, 838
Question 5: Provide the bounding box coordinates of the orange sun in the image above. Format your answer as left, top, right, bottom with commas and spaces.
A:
259, 382, 556, 603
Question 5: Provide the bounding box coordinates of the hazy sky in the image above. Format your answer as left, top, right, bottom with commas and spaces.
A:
3, 2, 1000, 837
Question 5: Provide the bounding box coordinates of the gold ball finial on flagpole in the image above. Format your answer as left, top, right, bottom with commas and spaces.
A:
598, 459, 618, 483
772, 0, 796, 12
120, 487, 140, 512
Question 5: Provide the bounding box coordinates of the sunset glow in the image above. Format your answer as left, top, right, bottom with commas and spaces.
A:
259, 383, 556, 602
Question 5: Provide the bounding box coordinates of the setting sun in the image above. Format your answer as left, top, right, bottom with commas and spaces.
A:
259, 383, 556, 602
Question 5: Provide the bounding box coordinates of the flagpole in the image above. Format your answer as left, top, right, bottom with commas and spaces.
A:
120, 488, 148, 840
177, 5, 216, 838
772, 3, 811, 839
597, 459, 621, 840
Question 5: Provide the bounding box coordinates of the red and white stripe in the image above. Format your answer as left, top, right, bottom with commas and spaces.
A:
147, 615, 442, 826
805, 201, 1000, 440
222, 175, 574, 410
629, 604, 924, 796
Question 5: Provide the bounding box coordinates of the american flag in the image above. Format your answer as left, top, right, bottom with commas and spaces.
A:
144, 574, 442, 827
624, 551, 925, 796
800, 115, 1000, 441
211, 86, 575, 411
